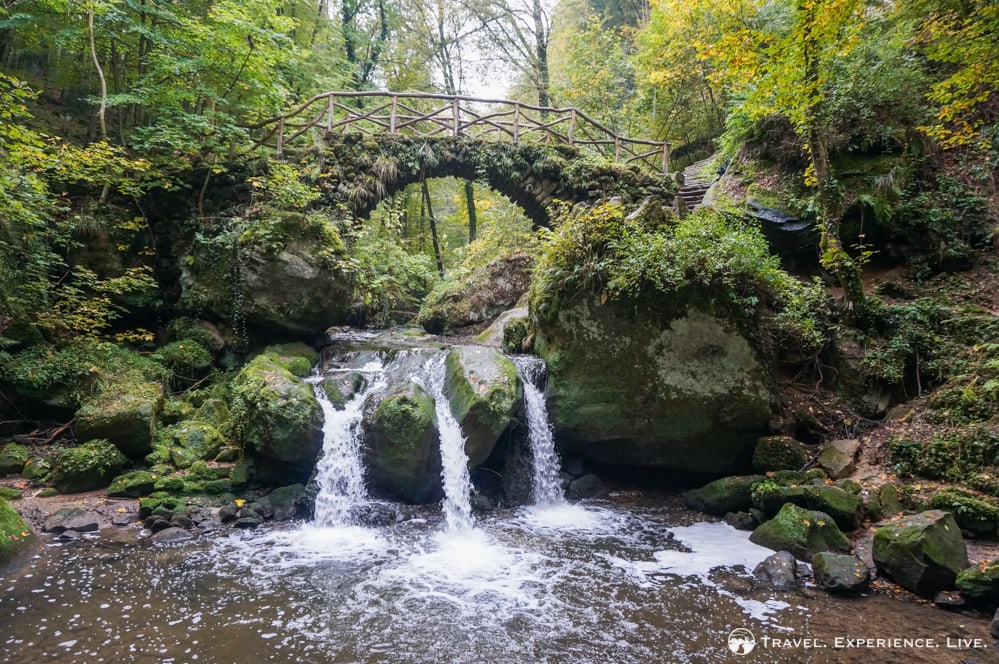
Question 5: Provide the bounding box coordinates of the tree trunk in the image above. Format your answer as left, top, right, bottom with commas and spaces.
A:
464, 179, 477, 243
422, 179, 445, 279
87, 4, 108, 142
532, 0, 551, 110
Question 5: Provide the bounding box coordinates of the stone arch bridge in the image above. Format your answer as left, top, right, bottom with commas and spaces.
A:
248, 92, 675, 227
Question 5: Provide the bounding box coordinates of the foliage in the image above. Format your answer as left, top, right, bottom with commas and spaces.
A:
49, 439, 127, 493
890, 428, 999, 484
927, 487, 999, 533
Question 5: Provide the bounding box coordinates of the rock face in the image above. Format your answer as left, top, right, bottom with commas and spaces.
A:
534, 298, 776, 474
418, 253, 534, 333
750, 503, 851, 561
873, 511, 969, 597
232, 349, 323, 485
363, 383, 441, 503
812, 552, 870, 593
75, 378, 164, 460
444, 346, 519, 468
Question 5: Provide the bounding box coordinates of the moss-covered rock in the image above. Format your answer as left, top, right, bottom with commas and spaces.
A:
107, 470, 159, 498
534, 297, 776, 474
684, 475, 766, 515
232, 351, 323, 485
362, 383, 441, 503
879, 484, 905, 516
444, 346, 519, 467
956, 559, 999, 601
50, 439, 127, 493
161, 421, 226, 469
928, 487, 999, 535
749, 503, 852, 561
816, 439, 860, 479
75, 376, 164, 460
21, 456, 50, 480
0, 487, 21, 500
0, 443, 28, 475
0, 497, 34, 570
751, 481, 807, 516
873, 511, 970, 597
812, 552, 870, 593
195, 399, 230, 427
802, 485, 864, 530
753, 436, 808, 473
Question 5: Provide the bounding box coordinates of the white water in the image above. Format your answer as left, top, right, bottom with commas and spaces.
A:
309, 359, 386, 527
513, 356, 564, 506
419, 354, 475, 532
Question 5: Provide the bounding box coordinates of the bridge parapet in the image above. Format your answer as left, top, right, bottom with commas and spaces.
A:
248, 92, 671, 176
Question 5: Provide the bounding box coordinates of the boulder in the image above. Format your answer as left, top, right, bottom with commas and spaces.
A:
879, 484, 905, 517
267, 483, 307, 521
750, 503, 851, 561
151, 526, 194, 543
232, 351, 324, 485
753, 436, 807, 473
753, 551, 800, 590
107, 470, 159, 498
724, 511, 757, 531
161, 421, 227, 469
816, 439, 860, 480
0, 497, 34, 570
0, 443, 28, 475
685, 475, 766, 516
873, 511, 969, 597
444, 346, 519, 467
955, 559, 999, 601
75, 378, 164, 460
568, 474, 607, 500
417, 253, 533, 333
43, 508, 99, 533
362, 383, 441, 503
928, 487, 999, 535
802, 485, 864, 530
49, 439, 127, 493
534, 298, 776, 475
812, 552, 870, 593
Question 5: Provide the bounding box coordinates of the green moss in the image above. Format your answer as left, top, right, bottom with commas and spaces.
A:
0, 443, 29, 474
501, 316, 532, 354
890, 429, 999, 484
750, 502, 852, 560
75, 373, 164, 460
49, 439, 127, 493
753, 436, 808, 473
928, 487, 999, 534
684, 475, 766, 515
36, 488, 59, 497
0, 487, 22, 500
956, 559, 999, 600
0, 497, 34, 567
152, 340, 213, 378
107, 470, 159, 498
375, 390, 435, 452
265, 342, 320, 367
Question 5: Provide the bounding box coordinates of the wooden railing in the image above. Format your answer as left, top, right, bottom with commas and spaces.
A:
247, 91, 671, 175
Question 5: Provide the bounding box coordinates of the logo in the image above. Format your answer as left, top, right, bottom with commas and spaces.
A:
728, 628, 756, 655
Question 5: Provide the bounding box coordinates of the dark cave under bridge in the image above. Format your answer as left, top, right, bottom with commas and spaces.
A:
248, 92, 675, 227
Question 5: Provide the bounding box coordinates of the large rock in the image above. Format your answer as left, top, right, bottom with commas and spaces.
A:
685, 475, 766, 516
750, 503, 851, 561
418, 253, 533, 333
444, 346, 519, 467
753, 551, 800, 591
0, 497, 34, 570
817, 439, 860, 479
232, 350, 323, 484
49, 439, 127, 493
802, 485, 864, 530
534, 298, 776, 474
0, 443, 28, 475
956, 559, 999, 601
75, 377, 163, 460
362, 383, 442, 503
812, 552, 870, 593
873, 511, 969, 597
753, 436, 807, 473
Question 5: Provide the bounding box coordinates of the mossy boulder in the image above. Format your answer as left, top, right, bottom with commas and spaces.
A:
161, 421, 226, 469
872, 511, 970, 597
0, 443, 29, 475
49, 439, 127, 493
0, 497, 35, 570
232, 351, 324, 485
749, 503, 852, 561
812, 552, 871, 593
265, 342, 320, 377
107, 470, 160, 498
816, 439, 860, 479
362, 383, 441, 503
928, 487, 999, 535
684, 475, 766, 515
752, 436, 807, 473
534, 297, 776, 474
956, 559, 999, 601
879, 484, 905, 516
802, 485, 864, 530
751, 481, 807, 516
444, 346, 519, 467
75, 377, 164, 460
22, 456, 51, 480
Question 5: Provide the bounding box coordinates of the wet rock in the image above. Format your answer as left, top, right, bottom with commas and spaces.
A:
724, 511, 757, 531
753, 436, 807, 473
811, 552, 870, 593
685, 475, 766, 516
219, 505, 239, 523
750, 503, 851, 561
152, 527, 193, 543
956, 559, 999, 601
111, 510, 137, 527
564, 458, 585, 477
268, 484, 307, 521
234, 516, 262, 529
351, 502, 399, 526
49, 440, 127, 494
873, 511, 969, 598
145, 516, 172, 532
568, 474, 607, 500
53, 529, 82, 542
75, 378, 163, 461
802, 485, 863, 530
470, 494, 496, 512
43, 508, 99, 533
933, 591, 966, 609
753, 551, 800, 591
534, 299, 776, 475
169, 514, 194, 529
816, 439, 860, 480
444, 346, 519, 468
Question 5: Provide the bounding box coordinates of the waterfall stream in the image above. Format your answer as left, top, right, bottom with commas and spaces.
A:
310, 359, 386, 527
419, 354, 475, 532
514, 356, 565, 506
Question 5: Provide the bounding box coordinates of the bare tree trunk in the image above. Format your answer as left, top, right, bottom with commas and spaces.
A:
87, 4, 108, 142
464, 179, 477, 242
422, 179, 445, 278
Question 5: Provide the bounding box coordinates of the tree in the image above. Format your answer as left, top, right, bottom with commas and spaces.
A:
475, 0, 554, 108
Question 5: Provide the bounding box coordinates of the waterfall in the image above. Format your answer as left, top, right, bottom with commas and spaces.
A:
310, 359, 386, 527
419, 354, 475, 532
514, 356, 565, 506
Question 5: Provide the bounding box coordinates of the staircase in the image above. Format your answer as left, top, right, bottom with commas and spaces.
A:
677, 156, 716, 214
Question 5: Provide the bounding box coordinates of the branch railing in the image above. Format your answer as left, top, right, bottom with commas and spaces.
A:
247, 91, 671, 175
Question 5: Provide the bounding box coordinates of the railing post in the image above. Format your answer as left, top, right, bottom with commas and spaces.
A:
513, 104, 520, 143
276, 117, 284, 155
452, 97, 460, 137
614, 135, 620, 162
390, 95, 398, 134
326, 94, 334, 132
662, 143, 670, 175
569, 109, 576, 146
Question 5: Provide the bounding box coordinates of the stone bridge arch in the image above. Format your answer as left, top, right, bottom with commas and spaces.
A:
304, 135, 673, 228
